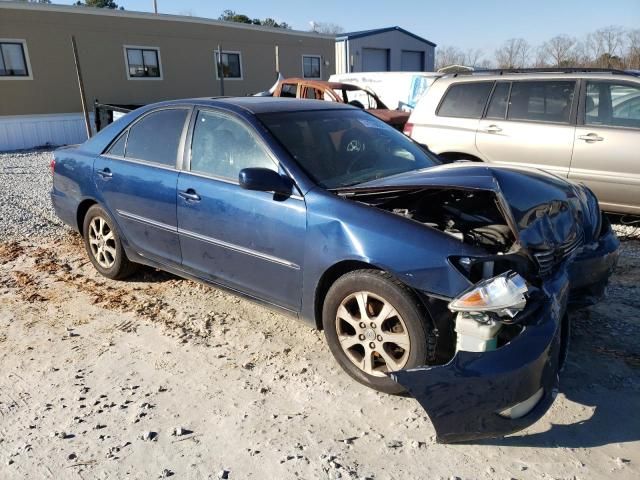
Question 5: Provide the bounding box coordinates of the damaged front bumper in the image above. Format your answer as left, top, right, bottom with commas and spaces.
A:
391, 223, 619, 444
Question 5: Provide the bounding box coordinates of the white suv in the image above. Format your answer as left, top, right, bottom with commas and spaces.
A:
404, 69, 640, 215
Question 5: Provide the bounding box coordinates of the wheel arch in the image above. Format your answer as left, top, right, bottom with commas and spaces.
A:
76, 198, 99, 236
314, 260, 381, 330
438, 152, 483, 163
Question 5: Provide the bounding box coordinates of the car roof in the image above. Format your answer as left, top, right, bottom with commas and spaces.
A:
279, 78, 368, 91
436, 71, 640, 84
152, 96, 356, 114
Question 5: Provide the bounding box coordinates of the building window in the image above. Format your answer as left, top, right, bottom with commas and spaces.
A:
302, 55, 321, 79
215, 51, 243, 79
0, 40, 31, 79
124, 46, 162, 79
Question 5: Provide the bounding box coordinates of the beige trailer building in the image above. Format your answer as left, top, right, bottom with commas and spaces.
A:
0, 2, 335, 150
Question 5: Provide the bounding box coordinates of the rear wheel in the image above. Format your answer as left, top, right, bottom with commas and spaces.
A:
82, 204, 137, 280
323, 270, 431, 394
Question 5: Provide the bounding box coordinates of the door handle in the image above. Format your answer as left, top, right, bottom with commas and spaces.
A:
178, 189, 201, 202
485, 124, 502, 133
578, 133, 604, 142
96, 168, 112, 179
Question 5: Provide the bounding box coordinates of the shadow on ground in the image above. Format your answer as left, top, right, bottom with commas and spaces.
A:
478, 240, 640, 448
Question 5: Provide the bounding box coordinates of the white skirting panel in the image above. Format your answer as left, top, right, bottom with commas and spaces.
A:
0, 113, 95, 152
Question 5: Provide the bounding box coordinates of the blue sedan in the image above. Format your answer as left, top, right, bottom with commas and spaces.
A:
51, 97, 618, 442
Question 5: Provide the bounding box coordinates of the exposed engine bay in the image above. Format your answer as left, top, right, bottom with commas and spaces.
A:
343, 187, 516, 254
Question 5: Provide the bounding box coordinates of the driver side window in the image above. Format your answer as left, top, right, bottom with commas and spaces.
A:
190, 110, 278, 181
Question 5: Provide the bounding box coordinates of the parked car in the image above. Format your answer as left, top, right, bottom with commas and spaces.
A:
329, 72, 441, 111
51, 97, 618, 443
269, 77, 410, 129
404, 69, 640, 215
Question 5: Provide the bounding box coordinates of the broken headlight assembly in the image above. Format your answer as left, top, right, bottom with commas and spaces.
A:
448, 272, 529, 353
449, 271, 528, 318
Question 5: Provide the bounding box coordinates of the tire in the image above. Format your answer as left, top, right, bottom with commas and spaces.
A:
82, 204, 138, 280
322, 269, 431, 394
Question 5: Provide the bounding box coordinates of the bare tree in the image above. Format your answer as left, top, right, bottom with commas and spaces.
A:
541, 35, 577, 67
435, 46, 465, 69
464, 48, 484, 68
532, 45, 549, 68
591, 25, 625, 67
495, 38, 530, 68
626, 29, 640, 69
309, 21, 344, 35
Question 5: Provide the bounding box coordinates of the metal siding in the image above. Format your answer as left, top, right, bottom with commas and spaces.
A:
0, 5, 336, 117
401, 50, 424, 71
347, 30, 436, 72
362, 48, 389, 72
0, 114, 92, 151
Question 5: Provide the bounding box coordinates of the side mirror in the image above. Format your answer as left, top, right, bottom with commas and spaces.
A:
239, 168, 294, 196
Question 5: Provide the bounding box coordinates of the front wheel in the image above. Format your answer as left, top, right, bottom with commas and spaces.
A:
82, 204, 138, 280
322, 270, 432, 394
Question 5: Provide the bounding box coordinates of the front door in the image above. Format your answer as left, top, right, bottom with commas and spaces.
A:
476, 80, 577, 177
94, 108, 190, 265
177, 108, 306, 311
569, 80, 640, 214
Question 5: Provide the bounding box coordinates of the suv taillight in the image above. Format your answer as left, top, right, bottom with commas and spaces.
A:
403, 122, 414, 137
50, 158, 56, 174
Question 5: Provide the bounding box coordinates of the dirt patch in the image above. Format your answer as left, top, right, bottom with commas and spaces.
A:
0, 236, 638, 479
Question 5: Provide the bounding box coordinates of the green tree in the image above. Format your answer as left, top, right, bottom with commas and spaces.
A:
75, 0, 121, 9
218, 10, 291, 29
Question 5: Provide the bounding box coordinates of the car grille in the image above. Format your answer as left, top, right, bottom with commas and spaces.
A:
533, 231, 584, 276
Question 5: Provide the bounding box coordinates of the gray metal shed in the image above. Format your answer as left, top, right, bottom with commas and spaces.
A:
335, 26, 436, 74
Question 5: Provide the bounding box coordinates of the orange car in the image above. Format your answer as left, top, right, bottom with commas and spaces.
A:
271, 78, 410, 130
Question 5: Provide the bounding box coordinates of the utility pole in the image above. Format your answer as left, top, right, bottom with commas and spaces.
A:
153, 0, 158, 14
71, 35, 92, 139
217, 44, 225, 96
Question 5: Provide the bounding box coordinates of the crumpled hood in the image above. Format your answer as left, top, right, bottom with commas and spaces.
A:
350, 163, 595, 251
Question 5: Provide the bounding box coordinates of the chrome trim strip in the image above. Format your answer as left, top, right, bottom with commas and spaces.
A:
116, 209, 177, 232
178, 228, 300, 270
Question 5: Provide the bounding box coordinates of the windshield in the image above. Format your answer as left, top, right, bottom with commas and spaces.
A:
258, 110, 439, 189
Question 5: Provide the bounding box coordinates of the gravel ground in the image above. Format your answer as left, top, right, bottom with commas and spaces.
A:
0, 149, 639, 479
0, 149, 68, 241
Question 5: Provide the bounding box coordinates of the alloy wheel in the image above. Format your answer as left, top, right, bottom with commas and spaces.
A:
88, 216, 116, 269
335, 291, 411, 377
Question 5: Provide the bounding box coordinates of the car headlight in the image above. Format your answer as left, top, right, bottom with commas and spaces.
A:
448, 271, 528, 318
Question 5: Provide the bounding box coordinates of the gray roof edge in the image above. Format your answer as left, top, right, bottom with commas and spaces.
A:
338, 26, 436, 47
0, 2, 336, 40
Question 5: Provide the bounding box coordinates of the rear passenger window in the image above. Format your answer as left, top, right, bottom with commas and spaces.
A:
437, 82, 493, 119
585, 81, 640, 129
486, 82, 510, 119
125, 109, 189, 166
508, 81, 575, 124
280, 84, 297, 98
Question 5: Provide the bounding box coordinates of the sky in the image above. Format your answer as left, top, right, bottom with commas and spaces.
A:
54, 0, 640, 55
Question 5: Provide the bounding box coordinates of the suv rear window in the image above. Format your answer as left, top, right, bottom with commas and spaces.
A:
437, 82, 493, 119
508, 81, 575, 124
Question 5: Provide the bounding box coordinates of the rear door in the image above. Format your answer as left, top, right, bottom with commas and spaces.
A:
419, 81, 493, 156
176, 108, 307, 311
94, 107, 190, 265
570, 79, 640, 214
476, 80, 577, 177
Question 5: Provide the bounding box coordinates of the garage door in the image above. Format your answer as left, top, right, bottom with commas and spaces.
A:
362, 48, 389, 71
401, 50, 424, 71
